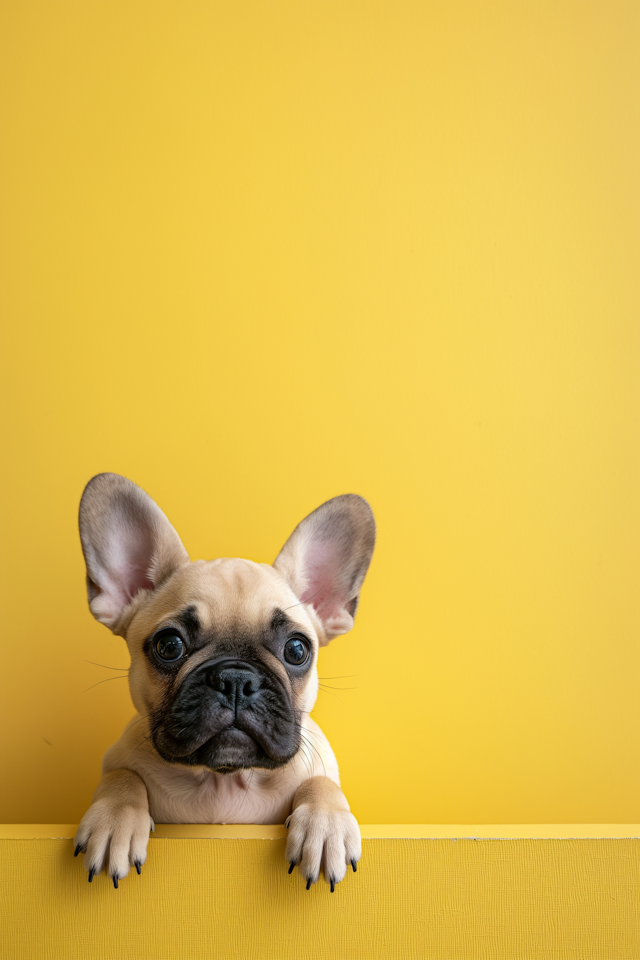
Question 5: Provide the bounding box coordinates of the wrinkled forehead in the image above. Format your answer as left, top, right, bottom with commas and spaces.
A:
128, 557, 314, 641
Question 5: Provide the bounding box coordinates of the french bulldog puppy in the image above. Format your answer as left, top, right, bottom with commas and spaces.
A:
73, 474, 375, 891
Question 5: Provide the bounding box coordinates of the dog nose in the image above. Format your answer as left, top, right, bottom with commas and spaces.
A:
207, 663, 262, 714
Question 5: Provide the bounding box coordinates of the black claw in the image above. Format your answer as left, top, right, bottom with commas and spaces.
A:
351, 859, 357, 873
112, 876, 118, 889
74, 844, 82, 858
88, 868, 95, 883
288, 862, 295, 874
135, 862, 141, 875
306, 878, 312, 891
330, 879, 335, 893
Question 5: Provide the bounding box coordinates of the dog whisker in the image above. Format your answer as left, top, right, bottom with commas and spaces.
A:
84, 659, 130, 672
299, 732, 329, 777
123, 734, 154, 767
315, 685, 347, 707
299, 727, 324, 748
317, 675, 358, 681
283, 584, 325, 612
82, 675, 128, 693
299, 747, 313, 781
125, 713, 151, 732
298, 730, 327, 779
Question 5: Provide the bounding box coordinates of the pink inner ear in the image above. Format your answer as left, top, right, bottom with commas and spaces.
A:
109, 531, 155, 604
118, 561, 154, 601
300, 541, 342, 620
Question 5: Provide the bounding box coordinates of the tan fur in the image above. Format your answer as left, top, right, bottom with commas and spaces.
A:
74, 474, 374, 890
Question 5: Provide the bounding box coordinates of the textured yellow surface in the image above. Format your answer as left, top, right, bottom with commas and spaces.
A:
1, 0, 639, 827
1, 830, 638, 960
2, 823, 639, 839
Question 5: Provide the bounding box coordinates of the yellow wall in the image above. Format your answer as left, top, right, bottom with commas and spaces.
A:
0, 1, 638, 824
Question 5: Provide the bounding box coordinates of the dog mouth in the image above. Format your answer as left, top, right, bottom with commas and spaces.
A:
151, 657, 300, 772
154, 724, 296, 772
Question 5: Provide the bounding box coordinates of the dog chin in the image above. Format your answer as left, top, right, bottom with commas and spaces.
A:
155, 726, 292, 772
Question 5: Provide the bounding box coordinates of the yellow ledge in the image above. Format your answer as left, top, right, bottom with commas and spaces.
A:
1, 825, 639, 960
1, 821, 639, 839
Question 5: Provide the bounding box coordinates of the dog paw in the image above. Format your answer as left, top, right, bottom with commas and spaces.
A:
285, 804, 361, 890
74, 801, 154, 886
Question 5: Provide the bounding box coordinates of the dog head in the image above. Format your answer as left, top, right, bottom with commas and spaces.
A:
79, 474, 375, 773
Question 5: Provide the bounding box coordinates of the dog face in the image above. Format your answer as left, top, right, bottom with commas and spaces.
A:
79, 474, 375, 775
124, 559, 321, 773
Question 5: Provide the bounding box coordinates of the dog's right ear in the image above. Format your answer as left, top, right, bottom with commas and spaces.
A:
79, 473, 189, 634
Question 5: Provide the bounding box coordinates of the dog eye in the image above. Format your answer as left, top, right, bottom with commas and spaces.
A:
284, 636, 309, 666
154, 632, 185, 662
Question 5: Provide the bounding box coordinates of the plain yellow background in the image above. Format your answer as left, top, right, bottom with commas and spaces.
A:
0, 0, 638, 825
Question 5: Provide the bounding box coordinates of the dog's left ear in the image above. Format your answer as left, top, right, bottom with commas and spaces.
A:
273, 495, 375, 645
